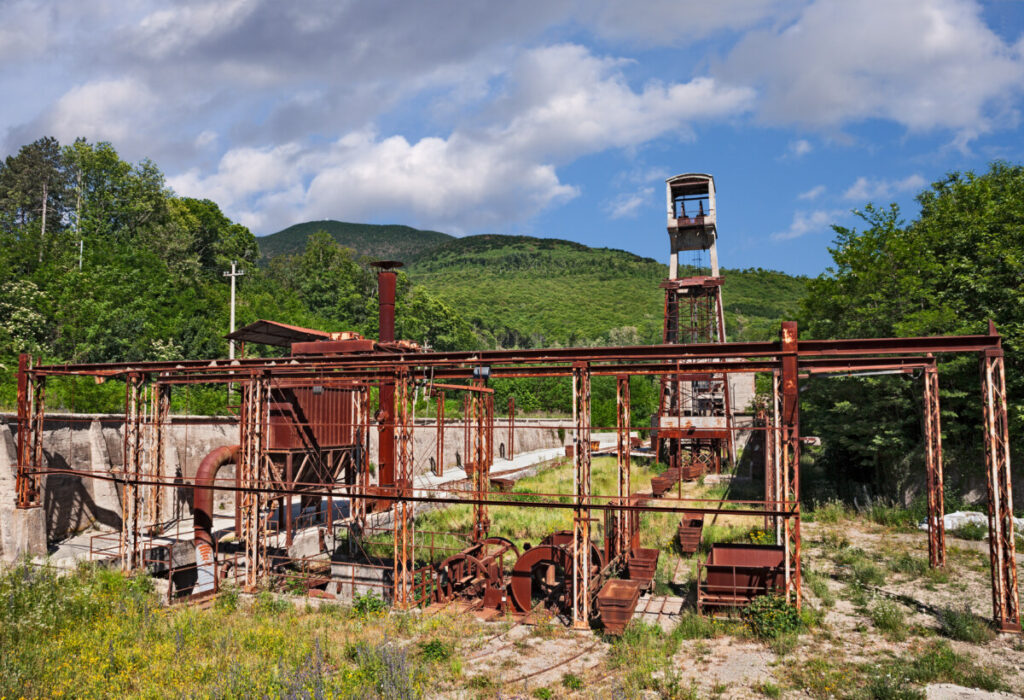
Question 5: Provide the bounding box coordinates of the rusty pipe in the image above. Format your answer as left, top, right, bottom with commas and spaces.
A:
193, 444, 240, 547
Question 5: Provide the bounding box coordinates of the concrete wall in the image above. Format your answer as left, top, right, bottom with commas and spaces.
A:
0, 413, 565, 556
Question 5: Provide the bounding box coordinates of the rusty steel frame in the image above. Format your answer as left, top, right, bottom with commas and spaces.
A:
239, 374, 270, 590
119, 374, 145, 572
145, 383, 171, 536
393, 370, 414, 608
435, 390, 445, 477
571, 363, 592, 628
615, 375, 631, 561
12, 323, 1020, 631
981, 347, 1021, 633
16, 353, 44, 509
508, 396, 515, 461
923, 365, 946, 569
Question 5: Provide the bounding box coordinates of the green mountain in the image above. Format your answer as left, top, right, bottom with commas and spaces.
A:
258, 220, 453, 261
260, 224, 807, 345
405, 235, 806, 345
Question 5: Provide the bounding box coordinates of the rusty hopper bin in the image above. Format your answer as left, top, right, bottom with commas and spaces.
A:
697, 543, 784, 612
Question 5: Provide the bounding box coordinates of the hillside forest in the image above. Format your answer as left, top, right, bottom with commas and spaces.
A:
0, 136, 1021, 504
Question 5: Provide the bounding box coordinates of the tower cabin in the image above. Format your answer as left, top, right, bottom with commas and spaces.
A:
666, 173, 718, 279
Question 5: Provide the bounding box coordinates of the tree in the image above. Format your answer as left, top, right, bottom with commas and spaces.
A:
799, 162, 1024, 501
0, 136, 70, 269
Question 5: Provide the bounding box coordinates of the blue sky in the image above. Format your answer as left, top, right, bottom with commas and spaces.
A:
2, 1, 1023, 277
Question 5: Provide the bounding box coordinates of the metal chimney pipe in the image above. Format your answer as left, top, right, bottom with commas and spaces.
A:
372, 261, 402, 343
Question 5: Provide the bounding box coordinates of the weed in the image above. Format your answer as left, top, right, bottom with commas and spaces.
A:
804, 568, 835, 608
811, 499, 851, 524
870, 599, 907, 641
887, 552, 928, 578
561, 672, 584, 690
820, 530, 850, 551
214, 582, 239, 613
253, 591, 290, 615
744, 595, 802, 641
938, 604, 995, 644
950, 522, 987, 541
418, 638, 453, 663
532, 687, 553, 699
755, 680, 782, 698
748, 528, 772, 545
353, 589, 387, 618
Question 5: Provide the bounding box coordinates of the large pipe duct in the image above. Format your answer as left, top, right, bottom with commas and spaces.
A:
371, 261, 403, 498
192, 444, 240, 595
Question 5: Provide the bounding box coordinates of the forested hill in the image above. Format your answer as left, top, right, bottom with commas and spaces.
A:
258, 220, 452, 261
405, 235, 805, 345
261, 225, 807, 346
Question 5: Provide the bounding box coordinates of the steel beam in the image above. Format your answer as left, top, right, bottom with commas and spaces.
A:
240, 374, 269, 591
119, 374, 144, 572
16, 354, 44, 509
616, 375, 631, 561
780, 323, 802, 608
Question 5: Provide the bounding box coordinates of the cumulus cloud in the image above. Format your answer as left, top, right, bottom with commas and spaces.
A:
717, 0, 1024, 139
787, 139, 813, 158
171, 44, 753, 233
772, 209, 845, 241
843, 174, 927, 201
797, 185, 826, 200
584, 0, 787, 45
607, 187, 656, 219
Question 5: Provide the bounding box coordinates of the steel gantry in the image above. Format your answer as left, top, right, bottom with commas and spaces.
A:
11, 324, 1020, 632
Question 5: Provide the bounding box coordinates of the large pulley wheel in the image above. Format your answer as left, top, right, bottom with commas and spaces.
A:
509, 544, 571, 613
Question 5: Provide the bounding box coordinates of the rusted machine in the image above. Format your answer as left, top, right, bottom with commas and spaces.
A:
697, 543, 784, 613
435, 536, 519, 613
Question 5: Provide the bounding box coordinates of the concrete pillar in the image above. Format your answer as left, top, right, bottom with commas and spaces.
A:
0, 423, 47, 562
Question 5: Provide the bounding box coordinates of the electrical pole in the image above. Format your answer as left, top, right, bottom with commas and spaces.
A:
223, 260, 245, 359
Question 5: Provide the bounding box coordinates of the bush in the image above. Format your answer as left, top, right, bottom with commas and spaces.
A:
950, 522, 987, 541
870, 599, 907, 640
532, 688, 553, 699
810, 499, 851, 524
939, 605, 995, 644
561, 672, 584, 690
418, 639, 453, 663
743, 595, 801, 640
353, 590, 387, 617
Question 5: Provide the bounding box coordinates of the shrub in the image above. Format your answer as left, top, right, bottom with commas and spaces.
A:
811, 499, 851, 524
214, 583, 239, 613
418, 638, 453, 663
870, 599, 907, 640
561, 673, 584, 690
748, 529, 772, 545
939, 605, 995, 644
744, 595, 801, 641
755, 680, 782, 698
950, 522, 987, 541
532, 688, 553, 699
851, 558, 886, 587
353, 590, 387, 617
253, 591, 289, 615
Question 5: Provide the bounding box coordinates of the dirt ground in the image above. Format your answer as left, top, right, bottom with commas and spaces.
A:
441, 511, 1024, 699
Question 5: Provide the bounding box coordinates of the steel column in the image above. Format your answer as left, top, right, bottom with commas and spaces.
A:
393, 370, 414, 608
616, 375, 631, 561
508, 396, 515, 460
240, 374, 269, 590
780, 323, 801, 608
980, 348, 1021, 632
16, 354, 44, 509
572, 363, 592, 628
120, 374, 145, 572
923, 366, 946, 568
435, 391, 445, 476
145, 383, 170, 535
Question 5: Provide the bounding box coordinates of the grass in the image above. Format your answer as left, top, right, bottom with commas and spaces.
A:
0, 561, 473, 698
783, 640, 1006, 699
869, 599, 907, 641
950, 522, 987, 541
938, 604, 995, 644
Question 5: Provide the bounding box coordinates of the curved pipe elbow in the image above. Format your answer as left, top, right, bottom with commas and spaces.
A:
193, 444, 240, 548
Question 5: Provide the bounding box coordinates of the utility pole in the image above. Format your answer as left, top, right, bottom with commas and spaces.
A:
223, 260, 245, 359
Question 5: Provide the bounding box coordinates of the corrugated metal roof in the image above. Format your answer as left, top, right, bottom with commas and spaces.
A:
225, 320, 332, 347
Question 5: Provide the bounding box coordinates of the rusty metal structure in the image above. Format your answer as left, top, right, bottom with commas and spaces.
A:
656, 174, 734, 487
8, 176, 1021, 635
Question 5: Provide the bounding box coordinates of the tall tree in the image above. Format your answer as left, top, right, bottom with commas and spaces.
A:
800, 162, 1024, 501
0, 136, 69, 269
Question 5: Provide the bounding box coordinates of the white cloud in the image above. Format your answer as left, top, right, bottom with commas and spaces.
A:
797, 185, 826, 200
47, 78, 158, 147
585, 0, 787, 45
607, 187, 655, 219
843, 174, 927, 201
717, 0, 1024, 139
787, 139, 813, 158
170, 44, 754, 233
772, 209, 845, 241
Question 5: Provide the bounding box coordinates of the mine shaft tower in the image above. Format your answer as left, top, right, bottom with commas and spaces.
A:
657, 173, 735, 474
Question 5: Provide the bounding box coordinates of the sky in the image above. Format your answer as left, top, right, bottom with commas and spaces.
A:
2, 0, 1023, 277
